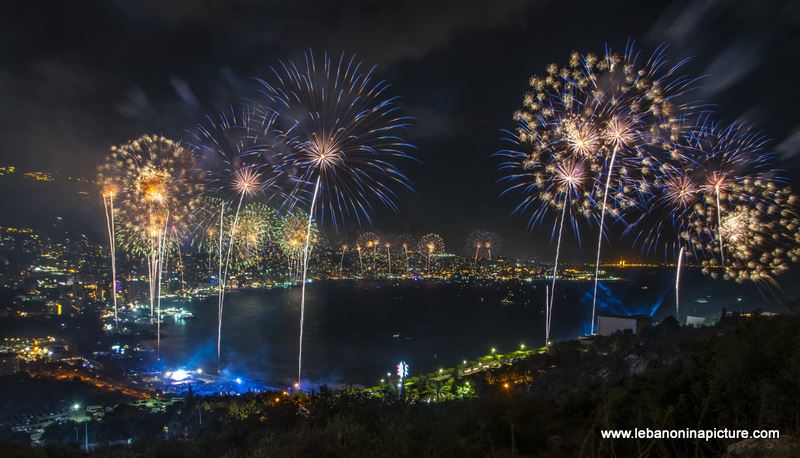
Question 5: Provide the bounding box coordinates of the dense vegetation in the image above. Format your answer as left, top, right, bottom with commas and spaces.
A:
4, 312, 800, 457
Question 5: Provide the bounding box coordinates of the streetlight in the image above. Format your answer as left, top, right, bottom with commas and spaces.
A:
72, 404, 80, 443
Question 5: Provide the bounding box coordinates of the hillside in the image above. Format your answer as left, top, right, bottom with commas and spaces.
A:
4, 312, 800, 457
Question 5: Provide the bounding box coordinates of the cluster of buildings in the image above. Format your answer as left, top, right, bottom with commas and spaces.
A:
3, 397, 184, 445
323, 252, 624, 285
0, 224, 107, 319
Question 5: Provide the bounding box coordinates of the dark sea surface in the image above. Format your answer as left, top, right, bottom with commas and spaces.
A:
156, 268, 797, 387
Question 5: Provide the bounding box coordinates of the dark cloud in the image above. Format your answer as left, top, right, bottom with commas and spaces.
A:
109, 0, 531, 65
777, 127, 800, 160
1, 0, 532, 172
646, 0, 800, 131
700, 38, 765, 96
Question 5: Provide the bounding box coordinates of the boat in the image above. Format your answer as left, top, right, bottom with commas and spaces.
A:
160, 307, 195, 319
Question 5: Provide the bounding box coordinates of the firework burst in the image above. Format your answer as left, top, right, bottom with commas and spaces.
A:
257, 50, 415, 387
190, 105, 292, 203
504, 42, 697, 338
627, 162, 705, 321
629, 119, 785, 317
357, 232, 382, 276
337, 243, 349, 278
690, 178, 800, 284
381, 233, 413, 276
99, 135, 203, 241
465, 230, 501, 262
98, 134, 203, 353
393, 233, 416, 274
189, 104, 292, 370
418, 233, 444, 273
276, 210, 319, 281
258, 51, 415, 227
198, 202, 277, 273
680, 121, 776, 268
232, 203, 277, 268
498, 124, 594, 346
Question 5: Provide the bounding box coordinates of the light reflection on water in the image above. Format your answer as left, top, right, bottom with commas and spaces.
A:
156, 270, 793, 387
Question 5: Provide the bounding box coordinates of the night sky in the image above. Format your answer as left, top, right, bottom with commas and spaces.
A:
2, 0, 799, 259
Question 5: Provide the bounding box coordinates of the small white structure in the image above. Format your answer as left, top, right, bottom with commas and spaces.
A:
685, 315, 708, 327
597, 314, 651, 336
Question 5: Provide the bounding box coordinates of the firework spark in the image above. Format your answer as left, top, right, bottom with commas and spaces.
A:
276, 210, 319, 281
338, 243, 348, 277
394, 233, 416, 274
465, 230, 501, 262
98, 182, 119, 328
189, 105, 291, 370
198, 201, 278, 273
98, 135, 203, 351
506, 43, 698, 336
628, 118, 788, 318
357, 232, 382, 276
683, 121, 775, 269
690, 179, 800, 284
498, 123, 594, 346
258, 50, 415, 388
418, 233, 444, 273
